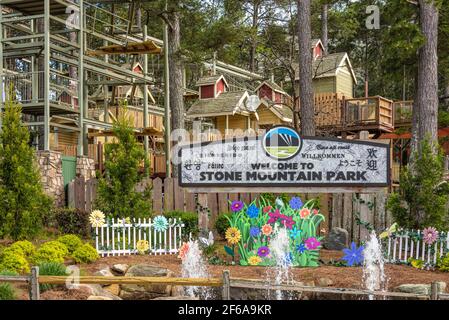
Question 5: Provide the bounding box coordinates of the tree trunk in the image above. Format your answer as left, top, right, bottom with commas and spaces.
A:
167, 9, 184, 177
413, 0, 439, 154
321, 3, 328, 54
297, 0, 315, 136
249, 2, 260, 72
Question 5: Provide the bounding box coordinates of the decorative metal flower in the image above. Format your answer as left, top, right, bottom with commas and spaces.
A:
289, 197, 303, 210
289, 227, 302, 239
178, 242, 190, 260
342, 242, 364, 266
261, 224, 273, 236
225, 227, 241, 245
300, 208, 311, 219
89, 210, 105, 228
248, 255, 262, 266
304, 237, 321, 250
296, 243, 307, 254
257, 246, 270, 257
246, 205, 259, 219
153, 215, 169, 232
231, 200, 244, 212
250, 226, 260, 237
423, 227, 439, 245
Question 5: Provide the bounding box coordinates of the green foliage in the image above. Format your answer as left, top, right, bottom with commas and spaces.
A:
165, 211, 199, 239
72, 243, 99, 264
387, 139, 449, 229
215, 213, 232, 238
0, 281, 16, 300
436, 253, 449, 272
0, 95, 53, 240
0, 251, 30, 274
33, 241, 68, 265
96, 108, 151, 218
54, 208, 90, 237
38, 262, 68, 292
56, 235, 83, 254
9, 240, 36, 258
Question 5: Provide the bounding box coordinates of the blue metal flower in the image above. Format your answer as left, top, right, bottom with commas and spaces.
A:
296, 243, 307, 254
289, 197, 303, 210
153, 215, 168, 232
246, 205, 259, 219
342, 242, 364, 266
250, 226, 260, 237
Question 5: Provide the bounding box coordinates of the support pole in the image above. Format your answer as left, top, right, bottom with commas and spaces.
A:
197, 193, 209, 232
0, 4, 3, 129
222, 270, 230, 300
163, 1, 171, 177
30, 266, 40, 300
43, 0, 50, 150
78, 0, 85, 156
143, 25, 150, 176
430, 281, 439, 300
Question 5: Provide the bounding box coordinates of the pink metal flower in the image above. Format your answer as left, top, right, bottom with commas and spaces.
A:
423, 227, 439, 245
304, 237, 321, 250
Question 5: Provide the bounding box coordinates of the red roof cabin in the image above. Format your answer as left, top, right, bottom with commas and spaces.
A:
196, 74, 229, 99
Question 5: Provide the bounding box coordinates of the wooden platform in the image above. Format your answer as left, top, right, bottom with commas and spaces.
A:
0, 0, 72, 15
87, 40, 162, 56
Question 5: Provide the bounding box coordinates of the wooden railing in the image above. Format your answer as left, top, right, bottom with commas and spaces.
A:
344, 96, 394, 130
394, 100, 413, 125
2, 267, 446, 300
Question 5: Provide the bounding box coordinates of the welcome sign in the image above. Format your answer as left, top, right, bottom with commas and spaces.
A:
179, 126, 390, 188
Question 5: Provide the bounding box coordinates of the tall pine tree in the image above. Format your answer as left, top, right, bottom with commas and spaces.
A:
0, 96, 52, 240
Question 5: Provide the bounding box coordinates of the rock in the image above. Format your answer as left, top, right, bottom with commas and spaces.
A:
152, 296, 199, 300
317, 277, 333, 287
171, 285, 186, 297
87, 295, 113, 300
395, 284, 430, 295
111, 264, 129, 275
120, 264, 173, 300
324, 227, 349, 250
94, 268, 114, 277
76, 284, 122, 300
104, 284, 121, 296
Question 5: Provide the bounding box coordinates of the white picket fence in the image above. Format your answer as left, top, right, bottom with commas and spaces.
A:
94, 218, 185, 257
385, 230, 449, 265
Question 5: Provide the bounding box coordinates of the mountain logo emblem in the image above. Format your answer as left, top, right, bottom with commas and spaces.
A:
262, 126, 302, 160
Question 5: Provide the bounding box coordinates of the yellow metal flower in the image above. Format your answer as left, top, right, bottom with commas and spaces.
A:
89, 210, 105, 228
225, 227, 241, 245
248, 255, 262, 266
136, 240, 149, 255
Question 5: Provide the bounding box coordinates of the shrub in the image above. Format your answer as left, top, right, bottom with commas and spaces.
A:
54, 208, 90, 237
33, 241, 68, 265
165, 211, 199, 239
0, 282, 16, 300
437, 253, 449, 272
72, 243, 99, 264
215, 213, 231, 238
38, 262, 68, 292
0, 251, 30, 274
386, 138, 449, 229
9, 241, 36, 258
0, 94, 53, 240
57, 235, 83, 254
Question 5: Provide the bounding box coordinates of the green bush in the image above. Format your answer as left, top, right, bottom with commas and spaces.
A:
38, 262, 68, 292
165, 211, 199, 239
9, 240, 36, 258
57, 235, 83, 254
33, 241, 68, 265
72, 243, 99, 264
437, 253, 449, 272
54, 208, 90, 237
0, 251, 30, 274
0, 283, 16, 300
215, 213, 231, 238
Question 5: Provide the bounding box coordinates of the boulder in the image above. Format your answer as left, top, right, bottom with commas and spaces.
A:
104, 284, 121, 296
171, 285, 186, 297
94, 268, 114, 278
111, 264, 129, 275
76, 284, 122, 300
152, 296, 199, 300
395, 282, 446, 295
317, 277, 333, 287
120, 264, 173, 300
324, 228, 349, 250
87, 295, 113, 300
